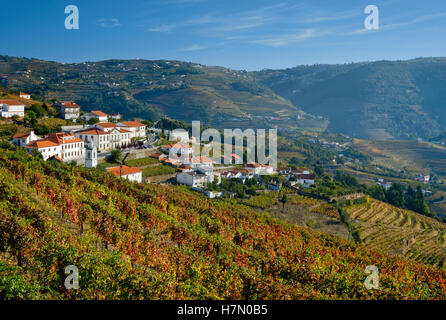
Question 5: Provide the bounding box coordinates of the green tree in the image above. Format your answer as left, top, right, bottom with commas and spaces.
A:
24, 111, 37, 126
110, 149, 123, 163
314, 164, 324, 176
369, 185, 386, 201
386, 183, 405, 208
280, 193, 287, 208
87, 117, 100, 125
29, 104, 46, 118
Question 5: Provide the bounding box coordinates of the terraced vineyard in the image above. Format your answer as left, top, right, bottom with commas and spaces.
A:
346, 199, 446, 268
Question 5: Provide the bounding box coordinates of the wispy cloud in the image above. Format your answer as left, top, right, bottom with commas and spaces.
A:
148, 24, 175, 32
148, 2, 287, 35
251, 29, 331, 47
301, 11, 359, 24
98, 18, 121, 28
181, 44, 207, 51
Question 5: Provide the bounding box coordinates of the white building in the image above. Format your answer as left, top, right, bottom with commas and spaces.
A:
85, 110, 108, 122
169, 129, 190, 143
91, 122, 120, 132
25, 132, 84, 161
176, 171, 208, 188
74, 127, 131, 152
196, 166, 221, 184
222, 169, 254, 182
107, 166, 142, 183
244, 163, 263, 175
19, 92, 31, 99
277, 167, 292, 175
184, 156, 213, 168
54, 101, 81, 120
25, 140, 61, 160
0, 100, 25, 118
162, 143, 193, 160
118, 121, 146, 139
12, 131, 40, 147
109, 113, 121, 121
177, 165, 220, 188
294, 174, 315, 188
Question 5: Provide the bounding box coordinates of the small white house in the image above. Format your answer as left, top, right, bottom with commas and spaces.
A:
54, 101, 81, 120
25, 140, 61, 161
244, 163, 263, 175
187, 156, 213, 168
12, 131, 40, 147
177, 171, 207, 188
85, 110, 108, 122
19, 92, 31, 99
169, 129, 190, 143
295, 174, 315, 188
107, 165, 142, 183
109, 113, 121, 121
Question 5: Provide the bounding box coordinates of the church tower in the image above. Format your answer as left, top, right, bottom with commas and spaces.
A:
85, 144, 97, 168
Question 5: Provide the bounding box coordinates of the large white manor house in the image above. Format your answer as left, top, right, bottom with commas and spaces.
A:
74, 121, 146, 152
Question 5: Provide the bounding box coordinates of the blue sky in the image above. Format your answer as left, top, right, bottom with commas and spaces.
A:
1, 0, 445, 70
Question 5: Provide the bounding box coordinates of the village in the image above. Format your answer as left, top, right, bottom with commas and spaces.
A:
2, 94, 316, 199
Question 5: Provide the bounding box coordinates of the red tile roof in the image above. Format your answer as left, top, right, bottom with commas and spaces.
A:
107, 165, 141, 177
12, 132, 30, 139
25, 133, 83, 149
162, 143, 192, 149
231, 169, 253, 174
119, 121, 145, 127
58, 101, 80, 108
91, 110, 107, 117
75, 128, 109, 135
245, 162, 260, 168
45, 133, 83, 144
25, 140, 59, 149
0, 99, 24, 106
96, 122, 118, 128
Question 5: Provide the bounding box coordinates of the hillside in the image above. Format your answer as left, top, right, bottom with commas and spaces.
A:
4, 55, 446, 139
353, 139, 446, 177
0, 55, 324, 131
0, 146, 445, 299
345, 199, 446, 268
254, 58, 446, 140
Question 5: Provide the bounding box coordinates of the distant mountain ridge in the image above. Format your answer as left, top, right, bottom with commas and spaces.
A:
0, 55, 302, 128
1, 55, 446, 139
254, 58, 446, 140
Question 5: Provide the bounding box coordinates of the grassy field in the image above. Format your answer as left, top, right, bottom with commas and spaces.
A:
142, 164, 177, 177
345, 199, 446, 268
353, 139, 446, 177
124, 157, 160, 167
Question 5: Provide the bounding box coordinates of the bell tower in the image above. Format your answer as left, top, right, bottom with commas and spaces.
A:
85, 143, 97, 168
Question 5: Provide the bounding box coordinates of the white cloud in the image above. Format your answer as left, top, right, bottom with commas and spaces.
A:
148, 24, 175, 32
181, 44, 207, 51
98, 18, 121, 28
251, 29, 331, 46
